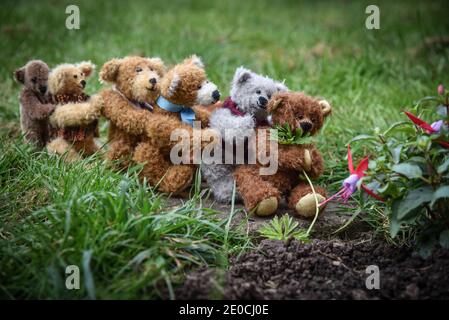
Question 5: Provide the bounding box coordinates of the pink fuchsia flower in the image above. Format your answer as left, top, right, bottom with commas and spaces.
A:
404, 111, 449, 148
319, 145, 384, 207
438, 84, 445, 95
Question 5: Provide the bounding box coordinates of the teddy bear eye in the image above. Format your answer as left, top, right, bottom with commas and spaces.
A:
150, 68, 154, 72
31, 77, 37, 83
256, 90, 261, 94
198, 85, 202, 89
74, 75, 78, 79
298, 114, 304, 120
136, 67, 142, 73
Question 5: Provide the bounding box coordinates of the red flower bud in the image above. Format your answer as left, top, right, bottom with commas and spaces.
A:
438, 84, 444, 95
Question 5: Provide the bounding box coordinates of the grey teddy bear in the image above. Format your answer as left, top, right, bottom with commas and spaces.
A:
14, 60, 55, 148
201, 67, 288, 203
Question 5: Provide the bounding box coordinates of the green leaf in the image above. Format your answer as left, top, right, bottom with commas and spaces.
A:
430, 186, 449, 207
439, 230, 449, 249
389, 145, 402, 164
348, 134, 377, 144
396, 187, 433, 220
383, 121, 412, 136
392, 163, 422, 179
437, 158, 449, 174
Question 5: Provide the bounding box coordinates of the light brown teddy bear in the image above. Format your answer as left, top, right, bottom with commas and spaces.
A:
96, 55, 219, 193
97, 56, 167, 168
46, 61, 100, 162
234, 92, 332, 217
133, 55, 220, 193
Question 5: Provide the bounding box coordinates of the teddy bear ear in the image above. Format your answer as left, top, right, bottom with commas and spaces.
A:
233, 67, 252, 85
319, 100, 332, 117
147, 57, 166, 75
184, 55, 204, 69
267, 97, 283, 113
99, 59, 121, 83
276, 80, 289, 92
166, 72, 181, 97
14, 67, 25, 84
77, 61, 96, 77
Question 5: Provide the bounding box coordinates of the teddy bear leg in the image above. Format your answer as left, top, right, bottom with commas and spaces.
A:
261, 171, 296, 195
47, 137, 82, 163
201, 163, 240, 203
74, 138, 100, 157
107, 138, 136, 167
133, 142, 194, 194
288, 183, 327, 218
234, 165, 280, 216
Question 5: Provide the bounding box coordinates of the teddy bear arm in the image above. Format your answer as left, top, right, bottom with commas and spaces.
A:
145, 114, 194, 145
20, 90, 55, 120
101, 92, 148, 136
306, 147, 324, 179
276, 145, 308, 170
50, 102, 100, 128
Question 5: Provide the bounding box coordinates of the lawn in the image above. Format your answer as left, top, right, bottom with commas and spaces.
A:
0, 0, 448, 299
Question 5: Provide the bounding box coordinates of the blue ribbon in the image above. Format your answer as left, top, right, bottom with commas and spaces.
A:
156, 96, 195, 127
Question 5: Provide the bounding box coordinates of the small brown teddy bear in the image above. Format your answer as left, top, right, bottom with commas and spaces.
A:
234, 92, 332, 217
46, 61, 100, 162
133, 55, 220, 193
14, 60, 55, 148
96, 56, 167, 167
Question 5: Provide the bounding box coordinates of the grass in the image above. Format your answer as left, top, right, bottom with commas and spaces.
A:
1, 0, 449, 299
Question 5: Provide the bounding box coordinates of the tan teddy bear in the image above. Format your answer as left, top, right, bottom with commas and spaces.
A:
46, 61, 100, 162
97, 56, 167, 168
234, 92, 332, 217
96, 55, 219, 193
133, 55, 220, 193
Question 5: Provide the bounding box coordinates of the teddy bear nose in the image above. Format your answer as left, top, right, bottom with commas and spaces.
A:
300, 122, 312, 133
258, 96, 268, 107
39, 85, 47, 94
80, 80, 86, 88
212, 90, 220, 102
149, 78, 157, 85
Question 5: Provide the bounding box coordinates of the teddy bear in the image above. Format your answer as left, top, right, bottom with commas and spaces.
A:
46, 61, 100, 162
14, 60, 55, 148
201, 67, 288, 203
96, 55, 219, 193
234, 91, 332, 217
96, 56, 167, 168
133, 55, 220, 193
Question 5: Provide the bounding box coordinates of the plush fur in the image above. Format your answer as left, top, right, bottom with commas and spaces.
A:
96, 56, 167, 167
14, 60, 54, 148
202, 67, 288, 203
133, 55, 220, 194
234, 92, 332, 217
97, 55, 219, 194
46, 61, 100, 162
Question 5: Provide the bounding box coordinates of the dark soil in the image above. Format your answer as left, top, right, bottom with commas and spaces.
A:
176, 239, 449, 300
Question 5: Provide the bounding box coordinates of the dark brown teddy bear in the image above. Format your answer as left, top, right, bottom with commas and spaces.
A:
14, 60, 55, 148
234, 92, 332, 217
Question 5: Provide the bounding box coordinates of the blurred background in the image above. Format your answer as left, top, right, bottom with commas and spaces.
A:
1, 0, 449, 137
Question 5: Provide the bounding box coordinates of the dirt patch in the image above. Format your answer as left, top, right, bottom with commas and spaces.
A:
176, 239, 449, 300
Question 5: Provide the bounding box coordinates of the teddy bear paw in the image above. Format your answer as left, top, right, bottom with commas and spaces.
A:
303, 149, 312, 171
255, 196, 278, 216
294, 193, 326, 218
